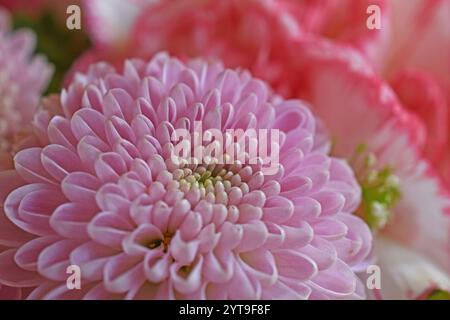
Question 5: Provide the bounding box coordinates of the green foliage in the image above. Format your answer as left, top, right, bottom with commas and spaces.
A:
12, 9, 91, 94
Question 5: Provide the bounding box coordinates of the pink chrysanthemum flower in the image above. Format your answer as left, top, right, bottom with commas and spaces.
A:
0, 53, 371, 299
0, 8, 52, 169
66, 0, 449, 299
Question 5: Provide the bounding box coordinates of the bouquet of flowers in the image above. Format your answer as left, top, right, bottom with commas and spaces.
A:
0, 0, 448, 300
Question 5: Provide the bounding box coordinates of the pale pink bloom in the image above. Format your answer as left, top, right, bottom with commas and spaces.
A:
258, 0, 450, 299
279, 0, 450, 298
371, 238, 450, 300
279, 0, 392, 69
281, 0, 450, 189
383, 0, 450, 189
0, 9, 52, 169
0, 53, 371, 299
281, 38, 450, 299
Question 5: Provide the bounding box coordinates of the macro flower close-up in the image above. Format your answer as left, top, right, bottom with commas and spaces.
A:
0, 0, 448, 305
0, 53, 371, 299
68, 0, 449, 300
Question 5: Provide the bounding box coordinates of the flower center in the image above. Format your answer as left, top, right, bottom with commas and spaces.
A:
178, 265, 193, 279
172, 162, 250, 203
148, 232, 173, 253
350, 144, 401, 231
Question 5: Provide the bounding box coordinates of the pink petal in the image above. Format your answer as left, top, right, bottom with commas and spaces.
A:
37, 239, 82, 281
103, 253, 144, 294
274, 249, 318, 281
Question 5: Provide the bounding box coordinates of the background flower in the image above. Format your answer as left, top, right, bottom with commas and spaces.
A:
0, 8, 52, 170
281, 38, 450, 299
384, 0, 450, 188
0, 0, 90, 93
263, 1, 450, 298
69, 0, 303, 96
272, 0, 450, 190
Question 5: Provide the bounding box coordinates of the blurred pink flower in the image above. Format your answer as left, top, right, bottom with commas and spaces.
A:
384, 0, 450, 189
0, 9, 52, 170
71, 0, 450, 299
273, 1, 450, 298
278, 0, 391, 69
69, 0, 302, 95
0, 53, 372, 299
282, 38, 450, 299
277, 0, 450, 189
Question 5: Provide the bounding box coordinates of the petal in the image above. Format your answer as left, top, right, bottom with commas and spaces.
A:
103, 253, 144, 294
299, 238, 338, 271
312, 191, 346, 216
15, 236, 60, 271
71, 108, 107, 142
235, 221, 268, 252
94, 152, 127, 183
333, 213, 372, 265
279, 221, 313, 248
14, 148, 56, 185
4, 184, 64, 236
262, 196, 294, 224
312, 218, 349, 240
239, 249, 277, 287
226, 260, 261, 299
203, 251, 234, 284
96, 183, 130, 213
274, 249, 318, 281
37, 239, 82, 281
70, 241, 118, 282
50, 203, 96, 239
310, 259, 357, 298
61, 172, 101, 204
41, 145, 83, 182
170, 257, 203, 295
169, 232, 199, 265
374, 237, 450, 300
87, 211, 134, 249
143, 250, 170, 283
